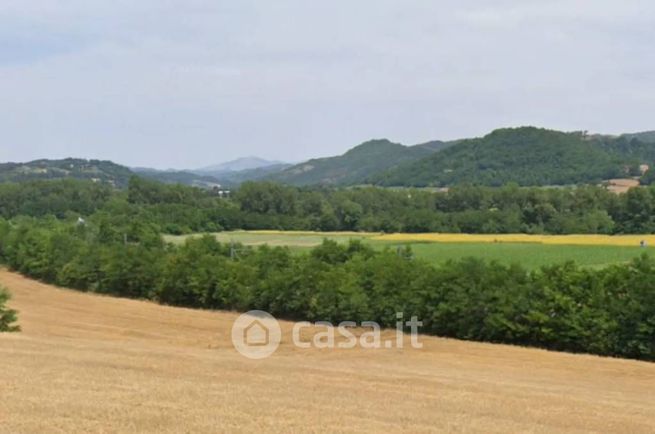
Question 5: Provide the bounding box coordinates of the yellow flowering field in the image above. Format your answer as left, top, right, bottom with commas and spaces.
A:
373, 233, 655, 247
176, 230, 655, 248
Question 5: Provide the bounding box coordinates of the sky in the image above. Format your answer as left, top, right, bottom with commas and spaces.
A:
1, 0, 654, 169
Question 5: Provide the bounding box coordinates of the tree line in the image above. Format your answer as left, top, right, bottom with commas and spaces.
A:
2, 177, 655, 235
0, 217, 653, 361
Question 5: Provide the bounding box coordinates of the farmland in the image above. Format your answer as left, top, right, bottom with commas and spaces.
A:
165, 231, 655, 269
2, 269, 655, 433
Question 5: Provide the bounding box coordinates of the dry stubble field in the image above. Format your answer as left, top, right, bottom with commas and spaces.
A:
1, 269, 655, 433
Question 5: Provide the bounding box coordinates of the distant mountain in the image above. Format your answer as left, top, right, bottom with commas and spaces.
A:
0, 157, 283, 190
195, 157, 286, 176
5, 127, 655, 190
131, 168, 224, 188
214, 163, 292, 186
0, 158, 133, 187
371, 127, 655, 187
268, 139, 450, 186
0, 159, 227, 189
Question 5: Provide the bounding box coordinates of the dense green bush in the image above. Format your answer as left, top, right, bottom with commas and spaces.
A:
0, 286, 20, 332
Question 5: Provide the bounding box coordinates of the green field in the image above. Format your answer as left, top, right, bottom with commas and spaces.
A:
166, 231, 374, 247
402, 242, 653, 269
165, 231, 654, 269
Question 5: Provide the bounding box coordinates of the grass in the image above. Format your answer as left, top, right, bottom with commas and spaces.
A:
165, 231, 655, 269
2, 268, 655, 433
403, 242, 651, 269
182, 230, 375, 247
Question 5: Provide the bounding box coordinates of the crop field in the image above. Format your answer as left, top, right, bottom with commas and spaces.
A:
374, 232, 655, 247
2, 268, 655, 433
165, 231, 655, 269
166, 230, 376, 247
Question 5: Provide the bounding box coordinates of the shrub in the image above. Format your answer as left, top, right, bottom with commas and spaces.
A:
0, 285, 20, 332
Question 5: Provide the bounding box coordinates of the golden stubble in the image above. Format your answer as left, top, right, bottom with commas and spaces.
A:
1, 269, 654, 433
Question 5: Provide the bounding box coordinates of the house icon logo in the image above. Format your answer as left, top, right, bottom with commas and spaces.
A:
231, 310, 281, 359
244, 319, 269, 346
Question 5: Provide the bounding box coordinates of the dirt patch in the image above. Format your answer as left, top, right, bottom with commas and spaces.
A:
606, 178, 640, 194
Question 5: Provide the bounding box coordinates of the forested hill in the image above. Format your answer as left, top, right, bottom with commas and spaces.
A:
621, 130, 655, 144
267, 139, 450, 186
0, 158, 236, 189
370, 127, 655, 187
131, 168, 224, 188
4, 127, 655, 189
0, 158, 134, 187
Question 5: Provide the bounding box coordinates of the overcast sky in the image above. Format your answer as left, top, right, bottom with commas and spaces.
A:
1, 1, 654, 169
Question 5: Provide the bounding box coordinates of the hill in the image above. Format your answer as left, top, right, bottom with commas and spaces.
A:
5, 127, 655, 189
132, 167, 224, 188
372, 127, 655, 187
2, 268, 654, 433
0, 158, 134, 187
0, 159, 231, 190
622, 130, 655, 143
135, 164, 296, 189
214, 162, 292, 186
190, 157, 292, 187
269, 139, 449, 186
195, 157, 287, 176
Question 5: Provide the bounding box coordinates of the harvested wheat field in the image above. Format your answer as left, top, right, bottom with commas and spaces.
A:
1, 269, 655, 433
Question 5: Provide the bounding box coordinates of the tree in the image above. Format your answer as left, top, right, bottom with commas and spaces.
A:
0, 286, 20, 332
640, 168, 655, 185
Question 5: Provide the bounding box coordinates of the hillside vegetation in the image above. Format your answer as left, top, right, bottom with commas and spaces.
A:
372, 127, 655, 187
0, 158, 133, 187
132, 168, 224, 188
191, 157, 292, 186
269, 139, 449, 186
622, 130, 655, 144
3, 127, 655, 189
213, 163, 292, 186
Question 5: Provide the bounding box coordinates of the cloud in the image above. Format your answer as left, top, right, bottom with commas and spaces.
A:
0, 0, 654, 168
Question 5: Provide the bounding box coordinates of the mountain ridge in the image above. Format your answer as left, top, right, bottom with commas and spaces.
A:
0, 158, 134, 188
267, 138, 451, 186
371, 127, 655, 187
3, 126, 655, 189
194, 157, 286, 175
